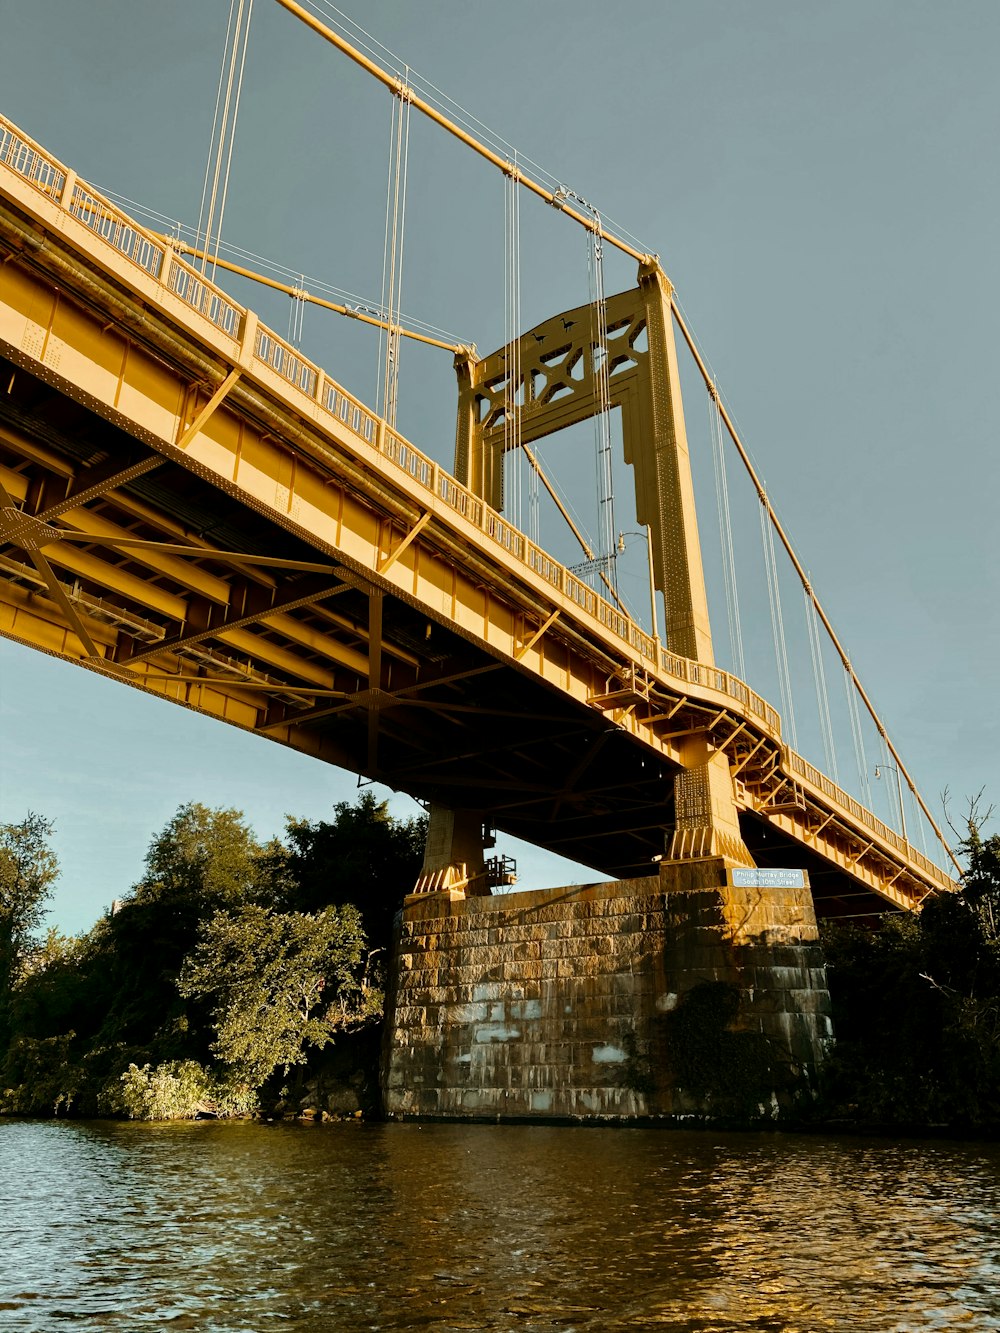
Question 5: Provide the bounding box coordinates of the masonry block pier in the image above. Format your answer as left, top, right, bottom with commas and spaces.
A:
384, 861, 833, 1122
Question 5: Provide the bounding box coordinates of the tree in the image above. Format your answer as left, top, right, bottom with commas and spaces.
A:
0, 813, 58, 1046
177, 903, 370, 1088
133, 802, 272, 914
281, 792, 425, 951
91, 803, 281, 1052
821, 797, 1000, 1129
956, 797, 1000, 947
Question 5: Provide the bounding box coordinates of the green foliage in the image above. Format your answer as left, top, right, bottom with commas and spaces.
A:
178, 903, 371, 1087
0, 814, 59, 1046
82, 803, 278, 1056
821, 800, 1000, 1129
281, 791, 425, 952
1, 1032, 81, 1116
0, 794, 412, 1120
10, 928, 91, 1041
133, 802, 271, 913
0, 813, 58, 954
101, 1059, 213, 1121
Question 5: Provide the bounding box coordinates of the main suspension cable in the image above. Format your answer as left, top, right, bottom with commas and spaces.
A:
271, 0, 654, 266
164, 241, 465, 352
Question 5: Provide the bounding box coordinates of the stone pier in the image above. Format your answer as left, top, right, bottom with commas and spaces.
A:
383, 858, 833, 1122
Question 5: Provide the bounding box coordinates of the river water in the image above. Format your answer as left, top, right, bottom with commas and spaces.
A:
1, 1121, 999, 1332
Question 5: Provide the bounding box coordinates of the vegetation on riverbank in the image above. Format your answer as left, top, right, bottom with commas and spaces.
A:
0, 795, 423, 1120
819, 800, 1000, 1133
2, 794, 998, 1131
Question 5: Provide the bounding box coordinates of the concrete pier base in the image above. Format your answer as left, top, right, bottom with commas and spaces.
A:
383, 859, 833, 1123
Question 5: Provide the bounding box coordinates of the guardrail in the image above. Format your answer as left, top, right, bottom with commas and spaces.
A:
0, 122, 65, 198
784, 750, 950, 890
0, 110, 954, 891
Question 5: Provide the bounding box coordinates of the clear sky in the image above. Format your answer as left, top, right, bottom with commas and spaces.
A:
1, 1, 997, 934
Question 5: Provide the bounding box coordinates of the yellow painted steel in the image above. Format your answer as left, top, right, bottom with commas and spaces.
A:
271, 0, 653, 268
457, 263, 714, 665
0, 112, 956, 910
164, 241, 466, 354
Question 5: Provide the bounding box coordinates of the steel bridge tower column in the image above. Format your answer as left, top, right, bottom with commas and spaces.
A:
635, 261, 752, 868
412, 802, 489, 897
454, 262, 755, 870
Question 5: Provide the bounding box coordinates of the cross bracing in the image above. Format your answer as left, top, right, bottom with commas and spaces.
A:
0, 113, 956, 916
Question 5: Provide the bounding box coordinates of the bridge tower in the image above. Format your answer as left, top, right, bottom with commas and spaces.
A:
429, 258, 753, 886
389, 264, 832, 1124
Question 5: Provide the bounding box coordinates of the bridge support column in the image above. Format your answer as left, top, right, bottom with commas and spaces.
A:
386, 847, 832, 1119
384, 858, 833, 1122
656, 857, 833, 1117
667, 734, 754, 868
412, 802, 489, 896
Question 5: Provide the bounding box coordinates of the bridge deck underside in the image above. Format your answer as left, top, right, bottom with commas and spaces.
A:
0, 352, 894, 919
0, 144, 953, 920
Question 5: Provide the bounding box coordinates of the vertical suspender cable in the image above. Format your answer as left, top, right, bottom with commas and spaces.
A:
917, 805, 929, 858
381, 73, 410, 430
210, 0, 254, 283
759, 487, 798, 749
197, 0, 239, 264
376, 98, 395, 413
708, 383, 745, 679
199, 0, 254, 280
381, 88, 403, 423
503, 160, 522, 528
519, 165, 538, 545
287, 274, 305, 346
588, 214, 617, 592
389, 83, 410, 427
804, 580, 839, 782
844, 658, 873, 808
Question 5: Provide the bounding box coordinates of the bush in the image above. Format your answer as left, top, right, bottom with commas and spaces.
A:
0, 1032, 81, 1116
101, 1059, 213, 1121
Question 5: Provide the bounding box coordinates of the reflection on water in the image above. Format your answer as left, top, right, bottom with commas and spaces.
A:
1, 1120, 999, 1331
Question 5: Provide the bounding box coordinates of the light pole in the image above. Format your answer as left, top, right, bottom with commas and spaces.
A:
875, 763, 907, 843
618, 528, 660, 642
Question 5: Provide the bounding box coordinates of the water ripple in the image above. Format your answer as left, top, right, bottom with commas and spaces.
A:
1, 1121, 999, 1331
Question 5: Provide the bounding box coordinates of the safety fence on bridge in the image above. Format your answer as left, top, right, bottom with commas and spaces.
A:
0, 113, 954, 895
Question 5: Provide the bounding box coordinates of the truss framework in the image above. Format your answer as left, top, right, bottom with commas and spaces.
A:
0, 115, 955, 917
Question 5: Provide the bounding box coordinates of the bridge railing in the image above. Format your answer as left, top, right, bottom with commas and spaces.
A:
0, 111, 953, 892
69, 184, 165, 279
0, 112, 784, 741
0, 121, 66, 199
784, 749, 948, 888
